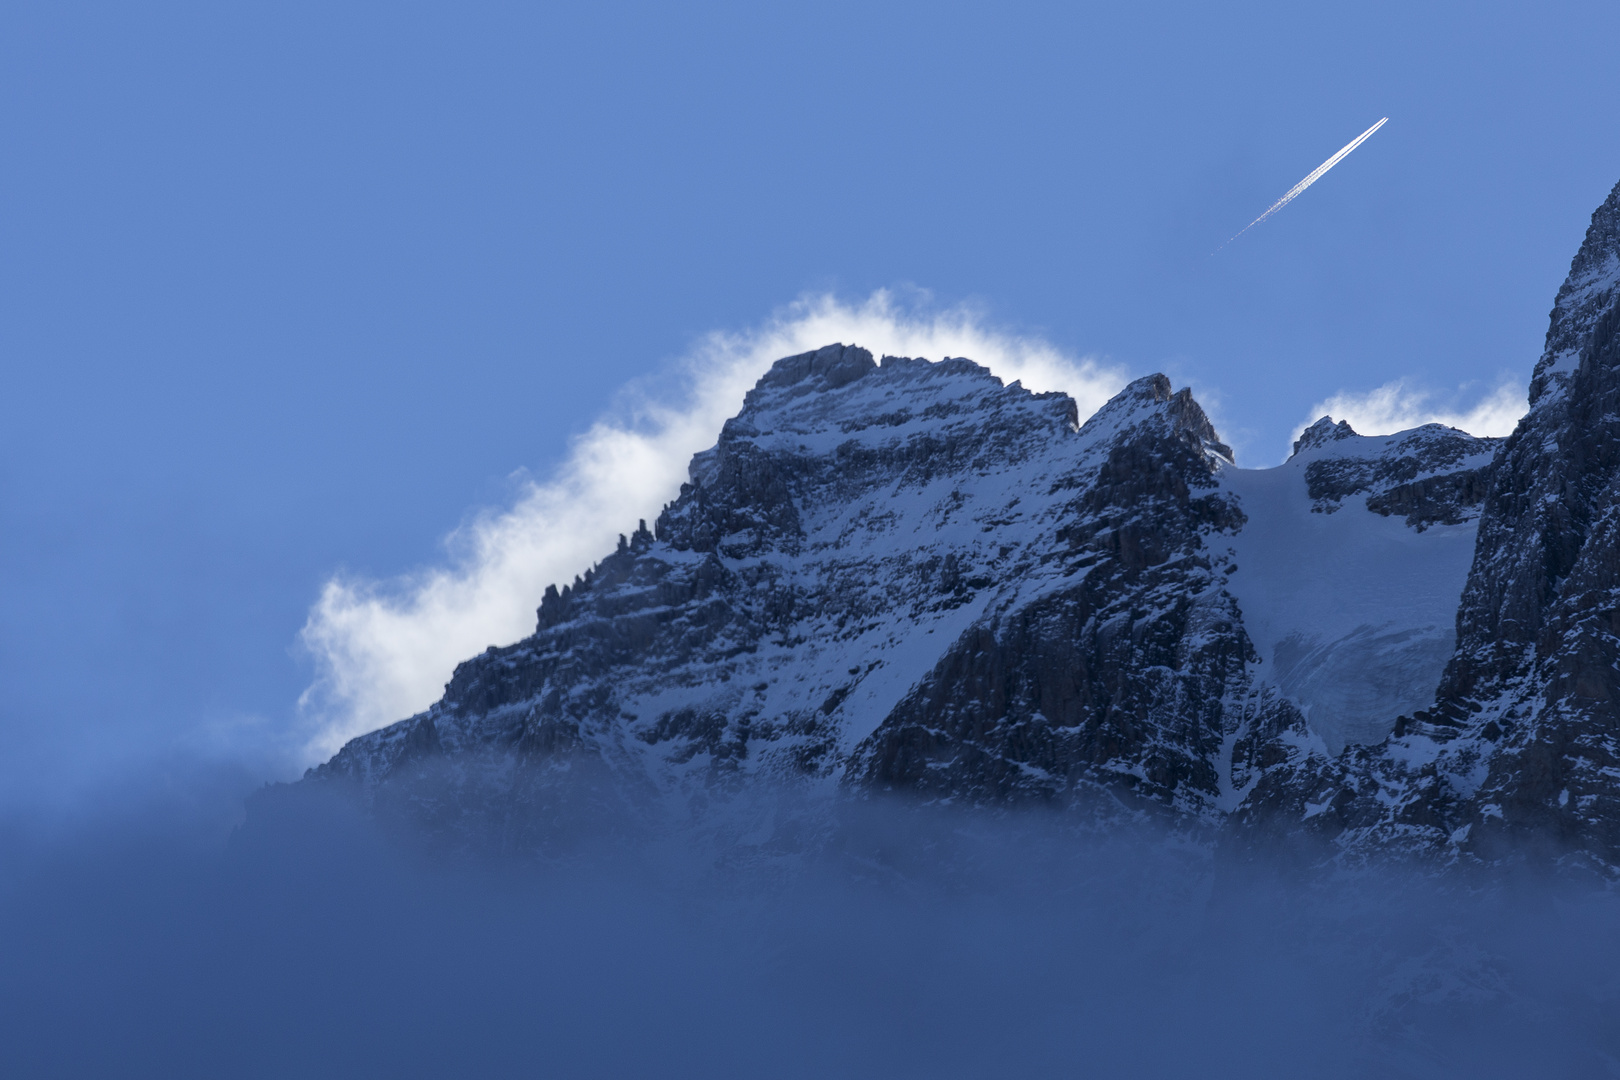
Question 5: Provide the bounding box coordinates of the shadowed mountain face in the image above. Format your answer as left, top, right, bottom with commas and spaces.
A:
308, 182, 1620, 877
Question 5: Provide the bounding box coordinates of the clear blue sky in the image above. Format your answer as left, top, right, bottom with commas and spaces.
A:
4, 1, 1618, 807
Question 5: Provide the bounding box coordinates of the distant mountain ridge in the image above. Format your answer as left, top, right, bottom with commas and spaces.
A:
308, 179, 1620, 876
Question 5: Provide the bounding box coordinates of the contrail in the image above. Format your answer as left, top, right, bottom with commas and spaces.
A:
1215, 117, 1388, 252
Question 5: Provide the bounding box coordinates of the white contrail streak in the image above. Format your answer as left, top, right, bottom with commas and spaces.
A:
1216, 117, 1388, 252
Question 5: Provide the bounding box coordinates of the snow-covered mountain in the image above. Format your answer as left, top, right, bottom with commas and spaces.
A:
308, 179, 1620, 875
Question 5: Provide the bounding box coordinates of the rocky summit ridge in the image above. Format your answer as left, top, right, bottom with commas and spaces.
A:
310, 179, 1620, 876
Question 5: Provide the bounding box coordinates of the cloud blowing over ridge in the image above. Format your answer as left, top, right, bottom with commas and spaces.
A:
1290, 376, 1528, 456
297, 293, 1126, 761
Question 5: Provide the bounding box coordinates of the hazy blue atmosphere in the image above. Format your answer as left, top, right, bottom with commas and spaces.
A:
6, 791, 1620, 1078
4, 3, 1620, 1074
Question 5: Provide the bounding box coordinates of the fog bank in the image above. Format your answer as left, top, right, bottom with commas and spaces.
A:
2, 775, 1616, 1079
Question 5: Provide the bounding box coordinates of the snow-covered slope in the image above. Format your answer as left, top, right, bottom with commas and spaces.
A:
1220, 424, 1494, 753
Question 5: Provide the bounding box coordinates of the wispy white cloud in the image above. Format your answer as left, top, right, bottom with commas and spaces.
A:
1289, 376, 1527, 457
296, 291, 1126, 762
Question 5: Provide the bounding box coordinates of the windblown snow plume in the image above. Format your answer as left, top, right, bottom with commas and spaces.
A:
1288, 376, 1526, 455
297, 292, 1125, 760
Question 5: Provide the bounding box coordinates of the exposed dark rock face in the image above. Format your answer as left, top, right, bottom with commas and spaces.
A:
1429, 179, 1620, 868
1297, 418, 1497, 530
1445, 184, 1620, 705
847, 377, 1250, 814
307, 182, 1620, 876
1363, 468, 1493, 532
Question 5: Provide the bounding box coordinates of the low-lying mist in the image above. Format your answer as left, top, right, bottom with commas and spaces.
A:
2, 771, 1616, 1079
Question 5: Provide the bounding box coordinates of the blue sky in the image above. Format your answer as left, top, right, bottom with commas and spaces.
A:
4, 1, 1618, 808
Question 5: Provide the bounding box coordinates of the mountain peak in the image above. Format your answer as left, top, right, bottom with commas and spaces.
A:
1530, 178, 1620, 406
748, 343, 875, 400
1290, 416, 1357, 457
